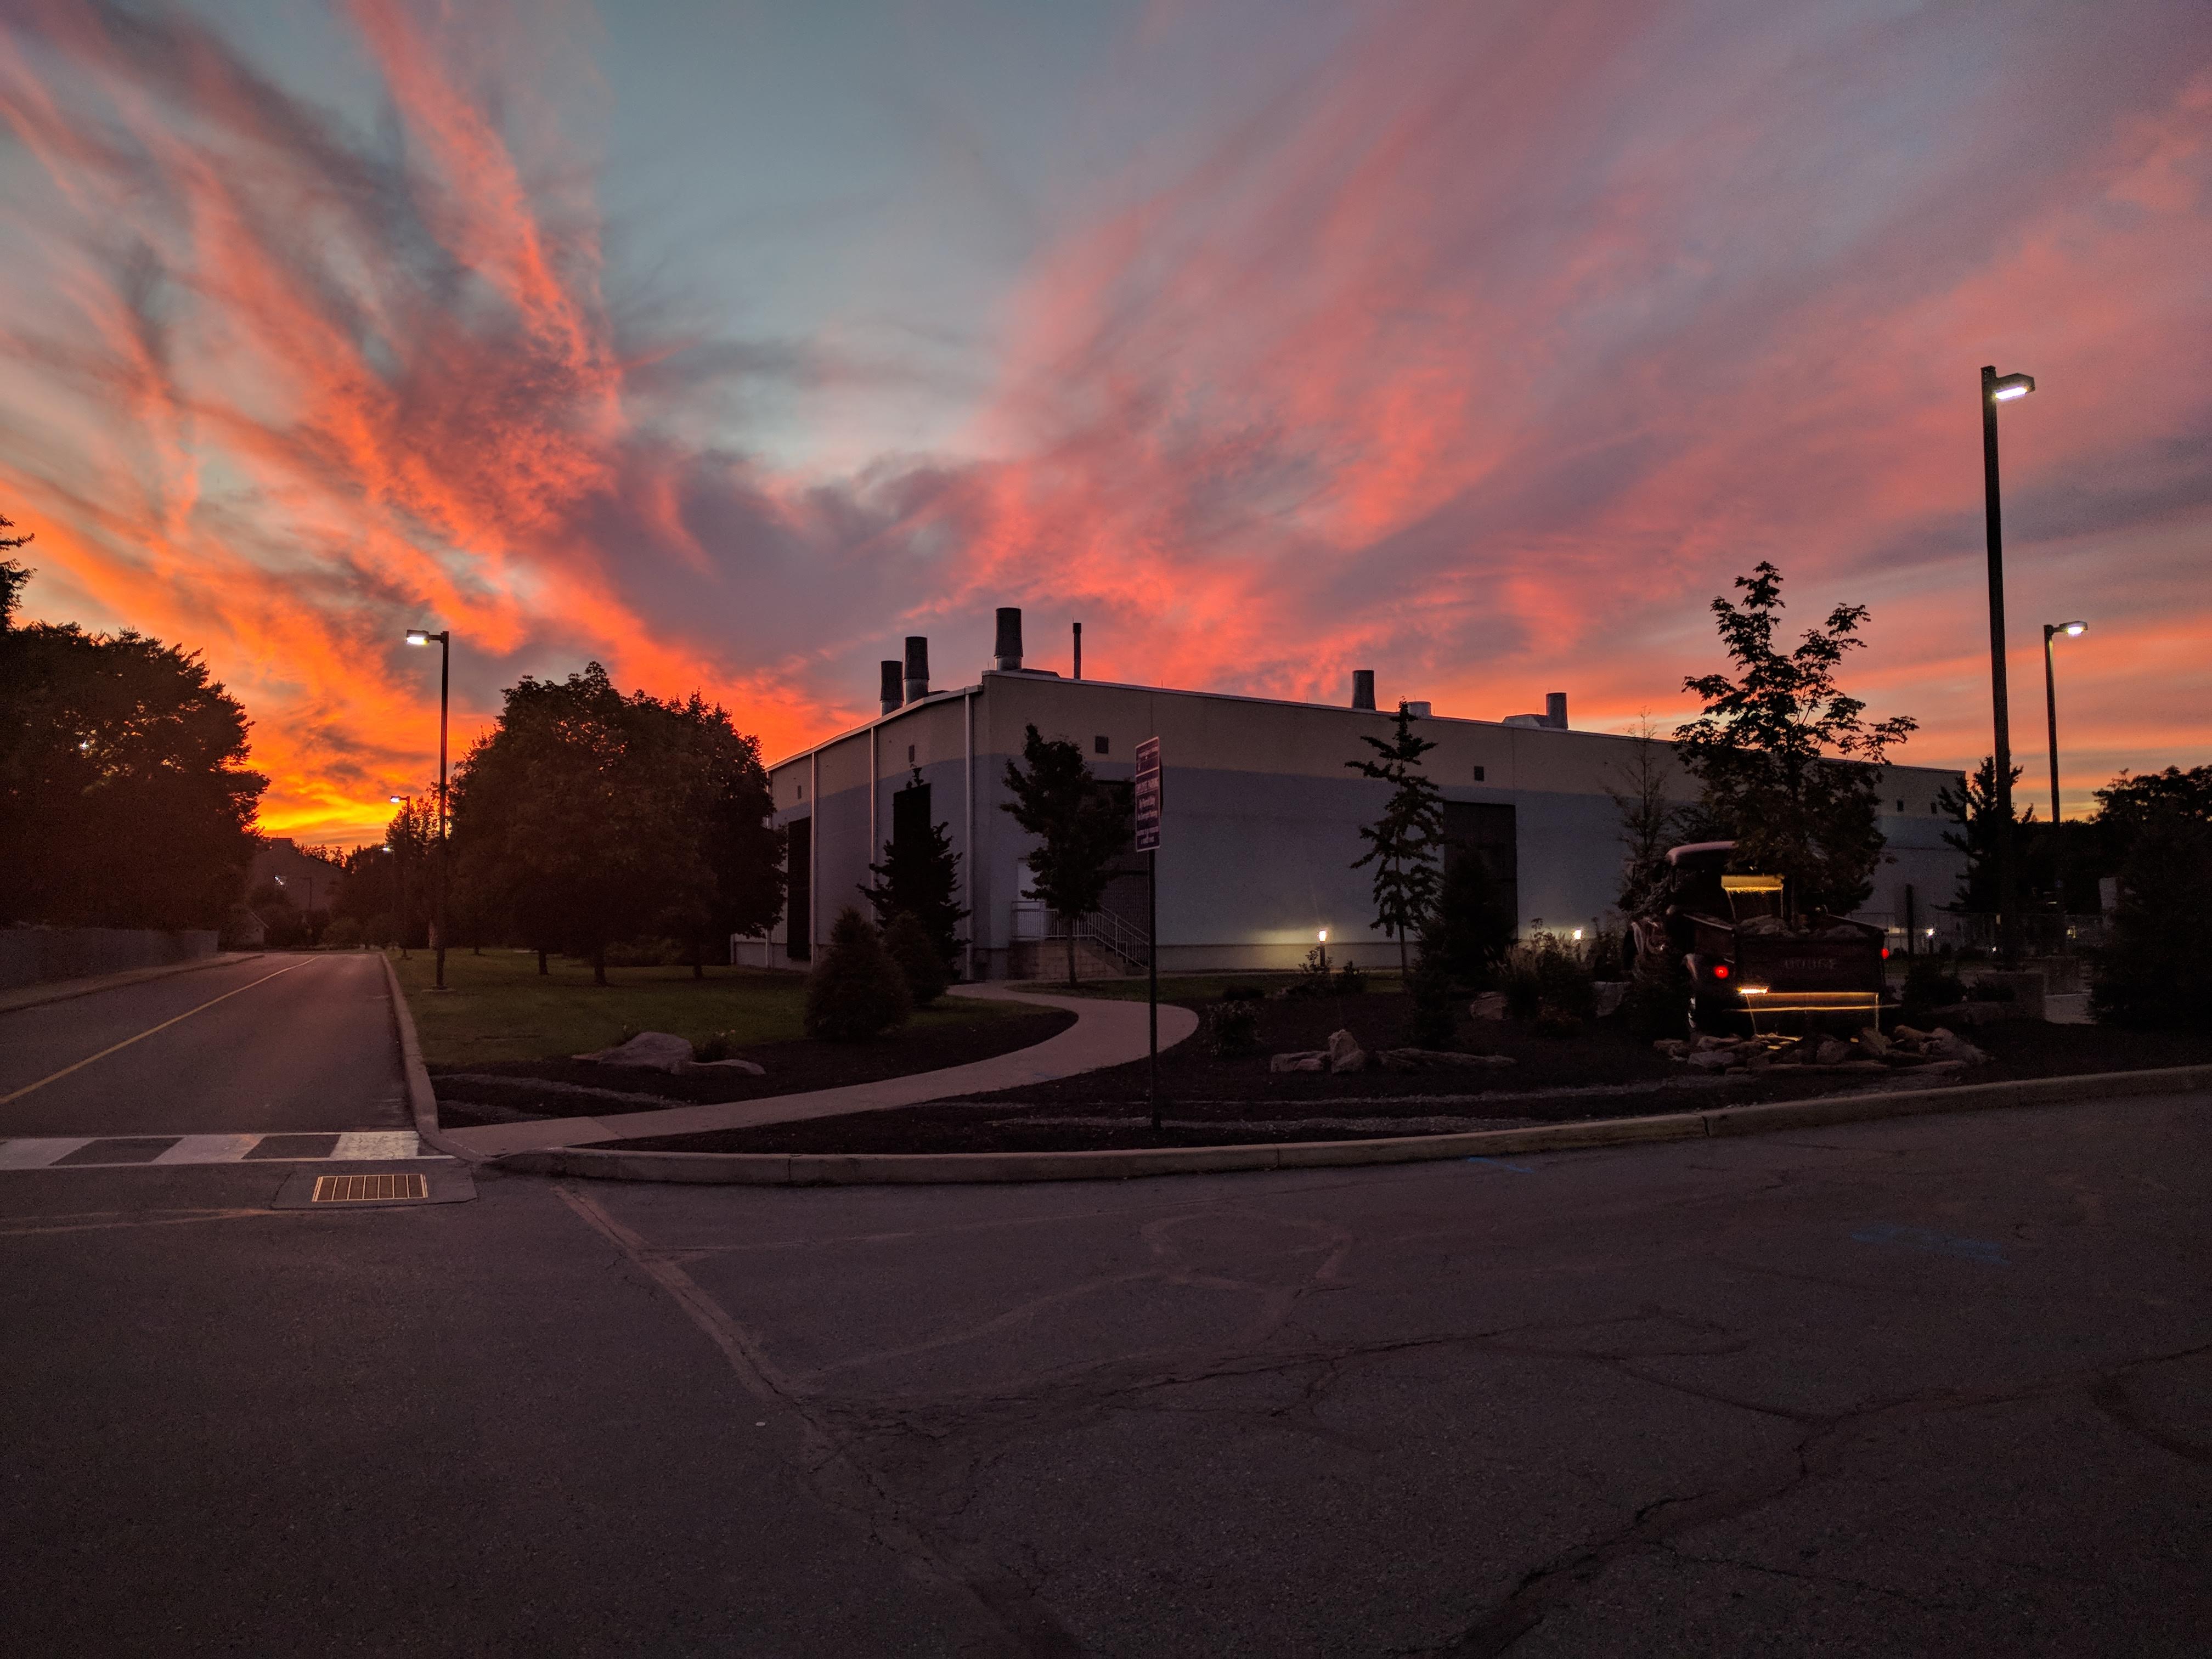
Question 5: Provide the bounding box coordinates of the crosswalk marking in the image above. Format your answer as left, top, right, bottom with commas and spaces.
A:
154, 1133, 261, 1165
0, 1131, 445, 1171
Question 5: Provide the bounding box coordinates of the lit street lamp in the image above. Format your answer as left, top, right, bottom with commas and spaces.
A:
1980, 365, 2035, 960
2041, 620, 2084, 826
404, 628, 453, 990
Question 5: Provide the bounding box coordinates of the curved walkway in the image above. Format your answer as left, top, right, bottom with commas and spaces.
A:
441, 982, 1200, 1156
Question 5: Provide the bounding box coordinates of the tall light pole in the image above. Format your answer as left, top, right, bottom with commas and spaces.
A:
1980, 365, 2035, 960
405, 628, 452, 990
2043, 619, 2085, 913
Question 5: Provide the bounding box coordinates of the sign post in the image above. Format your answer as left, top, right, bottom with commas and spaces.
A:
1134, 737, 1163, 1132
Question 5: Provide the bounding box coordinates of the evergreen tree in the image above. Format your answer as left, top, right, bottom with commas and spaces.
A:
1675, 562, 1916, 917
1000, 725, 1130, 986
2091, 811, 2212, 1031
1347, 701, 1446, 977
861, 768, 969, 974
803, 905, 912, 1040
881, 910, 950, 1005
1937, 755, 2031, 911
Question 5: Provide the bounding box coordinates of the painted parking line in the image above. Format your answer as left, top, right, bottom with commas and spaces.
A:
0, 1131, 446, 1171
1850, 1222, 2008, 1266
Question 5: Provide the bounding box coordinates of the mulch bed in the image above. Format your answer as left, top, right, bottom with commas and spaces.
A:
589, 991, 2212, 1156
430, 1007, 1074, 1128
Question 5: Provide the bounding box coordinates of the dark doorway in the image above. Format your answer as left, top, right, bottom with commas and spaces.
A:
1442, 802, 1518, 932
891, 780, 932, 851
786, 819, 811, 961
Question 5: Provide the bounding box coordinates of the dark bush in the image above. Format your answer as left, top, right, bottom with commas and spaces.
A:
882, 910, 950, 1005
1900, 957, 1964, 1025
1621, 962, 1693, 1043
1288, 945, 1334, 997
1408, 933, 1457, 1047
1209, 1001, 1260, 1056
1219, 984, 1266, 1003
604, 936, 687, 968
1587, 928, 1628, 983
803, 906, 911, 1041
695, 1031, 733, 1063
1334, 961, 1368, 995
1498, 935, 1594, 1023
2092, 812, 2212, 1031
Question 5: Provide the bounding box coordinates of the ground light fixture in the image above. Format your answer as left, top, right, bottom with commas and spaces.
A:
1980, 364, 2038, 961
402, 626, 453, 990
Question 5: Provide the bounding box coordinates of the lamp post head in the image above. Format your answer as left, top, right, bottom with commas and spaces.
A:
2063, 619, 2085, 636
404, 627, 448, 646
1317, 929, 1328, 944
1988, 371, 2035, 402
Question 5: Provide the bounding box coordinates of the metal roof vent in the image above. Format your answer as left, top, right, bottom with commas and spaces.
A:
994, 608, 1023, 672
879, 660, 902, 716
1352, 669, 1376, 710
904, 636, 930, 704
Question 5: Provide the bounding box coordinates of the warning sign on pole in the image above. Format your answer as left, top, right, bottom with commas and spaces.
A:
1134, 737, 1162, 851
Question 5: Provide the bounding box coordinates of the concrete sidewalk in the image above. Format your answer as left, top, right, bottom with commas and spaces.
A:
441, 983, 1201, 1156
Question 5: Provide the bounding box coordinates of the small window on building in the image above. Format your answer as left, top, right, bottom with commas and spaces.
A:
1471, 765, 1486, 782
1094, 735, 1109, 755
797, 783, 804, 800
907, 744, 916, 764
1896, 799, 1905, 811
1930, 802, 1938, 814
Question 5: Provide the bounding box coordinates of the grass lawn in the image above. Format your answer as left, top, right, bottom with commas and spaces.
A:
1015, 969, 1406, 1005
387, 947, 1034, 1068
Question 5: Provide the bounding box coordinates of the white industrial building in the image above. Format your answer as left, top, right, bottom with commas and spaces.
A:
744, 610, 1965, 979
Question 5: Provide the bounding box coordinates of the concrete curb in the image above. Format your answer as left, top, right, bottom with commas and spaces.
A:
493, 1061, 2212, 1187
0, 951, 262, 1014
379, 953, 488, 1164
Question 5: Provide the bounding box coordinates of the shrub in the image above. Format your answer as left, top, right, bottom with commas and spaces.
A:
882, 910, 950, 1006
605, 936, 687, 968
1220, 984, 1266, 1003
2091, 812, 2212, 1030
1288, 945, 1334, 997
1533, 1011, 1584, 1039
1498, 933, 1595, 1023
1587, 927, 1627, 982
1407, 933, 1457, 1047
1209, 1001, 1260, 1057
803, 906, 911, 1041
1334, 961, 1368, 995
1899, 957, 1964, 1025
1620, 962, 1693, 1043
321, 916, 363, 949
695, 1031, 735, 1063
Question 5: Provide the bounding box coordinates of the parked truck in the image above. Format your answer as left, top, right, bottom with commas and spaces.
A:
1630, 841, 1890, 1033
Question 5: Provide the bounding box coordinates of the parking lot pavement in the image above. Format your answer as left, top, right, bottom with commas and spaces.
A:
3, 1091, 2206, 1655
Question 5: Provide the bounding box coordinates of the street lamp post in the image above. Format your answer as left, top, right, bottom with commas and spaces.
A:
405, 628, 452, 991
1980, 365, 2035, 961
2043, 620, 2085, 912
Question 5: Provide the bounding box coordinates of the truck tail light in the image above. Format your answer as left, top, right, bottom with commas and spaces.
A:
1881, 946, 1891, 958
1712, 962, 1730, 980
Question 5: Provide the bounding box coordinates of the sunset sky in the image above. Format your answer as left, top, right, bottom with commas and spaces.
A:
3, 0, 2207, 847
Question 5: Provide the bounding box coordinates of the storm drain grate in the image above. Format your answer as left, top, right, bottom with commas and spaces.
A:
311, 1172, 429, 1204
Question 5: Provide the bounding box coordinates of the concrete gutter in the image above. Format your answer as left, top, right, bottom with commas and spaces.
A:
0, 951, 263, 1015
494, 1061, 2212, 1187
379, 952, 488, 1164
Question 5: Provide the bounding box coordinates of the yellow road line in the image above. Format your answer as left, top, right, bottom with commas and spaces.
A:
0, 960, 314, 1106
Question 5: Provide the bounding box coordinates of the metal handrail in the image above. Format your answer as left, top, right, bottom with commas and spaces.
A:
1040, 905, 1150, 971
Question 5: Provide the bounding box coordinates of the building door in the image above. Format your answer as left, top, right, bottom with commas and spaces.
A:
1442, 802, 1518, 932
786, 819, 811, 961
891, 780, 931, 851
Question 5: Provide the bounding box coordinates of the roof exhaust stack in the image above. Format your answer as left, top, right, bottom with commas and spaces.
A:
1546, 691, 1568, 730
879, 660, 903, 716
904, 636, 930, 704
994, 607, 1023, 672
1072, 622, 1082, 680
1351, 669, 1376, 711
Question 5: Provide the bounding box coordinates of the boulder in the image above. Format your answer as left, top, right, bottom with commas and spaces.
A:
1686, 1048, 1738, 1071
1857, 1026, 1891, 1057
1270, 1051, 1329, 1073
1925, 1028, 1989, 1065
686, 1057, 767, 1076
1815, 1037, 1851, 1065
1469, 992, 1509, 1021
1325, 1029, 1367, 1074
1652, 1039, 1690, 1059
1694, 1035, 1736, 1053
1592, 981, 1629, 1019
574, 1031, 696, 1073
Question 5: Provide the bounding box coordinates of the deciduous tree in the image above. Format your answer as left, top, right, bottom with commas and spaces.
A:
1000, 725, 1130, 987
1674, 562, 1915, 917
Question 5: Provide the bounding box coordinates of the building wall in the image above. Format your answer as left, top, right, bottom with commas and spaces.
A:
757, 673, 1968, 977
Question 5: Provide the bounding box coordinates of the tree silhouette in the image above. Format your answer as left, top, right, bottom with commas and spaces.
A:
1000, 725, 1129, 986
1347, 701, 1446, 977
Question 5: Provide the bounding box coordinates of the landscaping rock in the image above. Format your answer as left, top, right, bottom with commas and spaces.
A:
1686, 1048, 1738, 1071
1376, 1048, 1517, 1071
1269, 1051, 1329, 1073
1469, 992, 1508, 1021
685, 1057, 768, 1076
1652, 1039, 1690, 1059
1325, 1029, 1367, 1074
1815, 1037, 1851, 1065
1925, 1028, 1990, 1065
1592, 981, 1629, 1019
574, 1031, 696, 1073
1857, 1026, 1891, 1057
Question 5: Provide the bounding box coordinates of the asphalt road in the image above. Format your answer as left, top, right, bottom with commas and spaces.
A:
3, 1089, 2207, 1655
0, 953, 407, 1136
